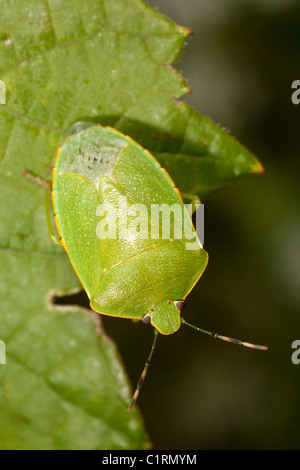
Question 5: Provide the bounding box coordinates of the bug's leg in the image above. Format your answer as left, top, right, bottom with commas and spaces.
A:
181, 318, 268, 350
23, 169, 51, 190
181, 193, 201, 216
23, 169, 62, 247
128, 329, 159, 412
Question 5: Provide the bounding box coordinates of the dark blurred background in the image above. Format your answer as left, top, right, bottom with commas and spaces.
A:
101, 0, 300, 449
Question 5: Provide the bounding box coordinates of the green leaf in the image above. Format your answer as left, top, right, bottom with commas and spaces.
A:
0, 0, 263, 449
0, 252, 147, 449
120, 101, 264, 198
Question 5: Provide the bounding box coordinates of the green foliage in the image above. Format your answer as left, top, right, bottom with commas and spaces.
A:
0, 0, 263, 449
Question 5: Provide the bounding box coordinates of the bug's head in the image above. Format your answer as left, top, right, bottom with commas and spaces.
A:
141, 299, 186, 335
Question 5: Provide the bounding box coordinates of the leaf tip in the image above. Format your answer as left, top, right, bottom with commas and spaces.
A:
252, 160, 265, 175
179, 26, 194, 37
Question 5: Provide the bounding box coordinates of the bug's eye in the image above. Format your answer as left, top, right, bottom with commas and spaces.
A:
175, 300, 185, 311
141, 315, 151, 325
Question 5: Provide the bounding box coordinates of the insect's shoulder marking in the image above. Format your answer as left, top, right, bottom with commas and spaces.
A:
104, 128, 181, 198
139, 147, 183, 200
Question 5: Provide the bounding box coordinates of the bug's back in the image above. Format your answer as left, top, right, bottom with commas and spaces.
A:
52, 126, 208, 332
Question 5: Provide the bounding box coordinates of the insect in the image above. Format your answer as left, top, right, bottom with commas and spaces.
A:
50, 123, 267, 411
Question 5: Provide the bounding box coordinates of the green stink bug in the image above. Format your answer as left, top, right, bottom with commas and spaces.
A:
51, 124, 267, 411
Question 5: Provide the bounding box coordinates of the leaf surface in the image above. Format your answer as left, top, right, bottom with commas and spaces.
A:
0, 0, 263, 449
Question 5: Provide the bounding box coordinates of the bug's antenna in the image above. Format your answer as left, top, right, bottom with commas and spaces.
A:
128, 329, 159, 412
181, 318, 268, 350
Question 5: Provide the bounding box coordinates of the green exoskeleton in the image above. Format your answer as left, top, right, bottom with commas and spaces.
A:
51, 124, 267, 411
